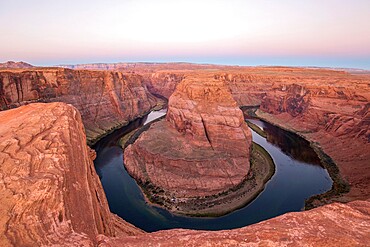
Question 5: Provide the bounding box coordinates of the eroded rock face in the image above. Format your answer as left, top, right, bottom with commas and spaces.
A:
104, 200, 370, 247
0, 103, 142, 246
124, 75, 252, 200
256, 73, 370, 202
0, 68, 157, 144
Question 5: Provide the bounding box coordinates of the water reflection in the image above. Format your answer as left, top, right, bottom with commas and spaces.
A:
247, 119, 322, 165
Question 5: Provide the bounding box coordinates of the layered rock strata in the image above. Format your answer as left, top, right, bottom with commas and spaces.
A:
124, 75, 252, 213
0, 103, 142, 246
0, 68, 157, 144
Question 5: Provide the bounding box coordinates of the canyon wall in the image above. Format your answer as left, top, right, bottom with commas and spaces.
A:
0, 68, 157, 144
251, 72, 370, 202
0, 103, 142, 246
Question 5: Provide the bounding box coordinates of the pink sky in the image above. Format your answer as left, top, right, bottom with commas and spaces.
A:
1, 0, 369, 68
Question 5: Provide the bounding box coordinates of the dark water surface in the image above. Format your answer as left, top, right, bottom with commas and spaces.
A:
93, 110, 332, 232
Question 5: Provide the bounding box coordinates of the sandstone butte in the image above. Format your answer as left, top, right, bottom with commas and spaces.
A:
124, 74, 253, 213
0, 62, 369, 246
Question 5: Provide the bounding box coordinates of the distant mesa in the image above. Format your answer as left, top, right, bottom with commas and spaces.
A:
0, 61, 34, 68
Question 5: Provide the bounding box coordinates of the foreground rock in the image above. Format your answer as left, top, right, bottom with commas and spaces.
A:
124, 75, 254, 215
0, 103, 142, 246
104, 200, 370, 246
0, 68, 157, 144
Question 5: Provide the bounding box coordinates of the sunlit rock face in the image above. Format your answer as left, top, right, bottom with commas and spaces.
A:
0, 103, 143, 246
124, 74, 252, 198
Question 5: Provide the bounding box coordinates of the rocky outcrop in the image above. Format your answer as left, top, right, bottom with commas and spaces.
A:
0, 68, 157, 144
124, 75, 252, 213
103, 200, 370, 246
0, 103, 142, 246
0, 61, 34, 69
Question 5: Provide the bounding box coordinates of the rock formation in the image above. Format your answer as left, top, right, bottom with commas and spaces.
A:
103, 200, 370, 246
124, 74, 252, 212
0, 68, 157, 144
0, 103, 142, 246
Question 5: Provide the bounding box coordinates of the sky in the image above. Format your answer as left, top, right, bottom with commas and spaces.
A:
1, 0, 370, 69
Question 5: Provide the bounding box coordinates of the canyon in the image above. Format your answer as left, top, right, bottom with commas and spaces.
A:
0, 62, 369, 246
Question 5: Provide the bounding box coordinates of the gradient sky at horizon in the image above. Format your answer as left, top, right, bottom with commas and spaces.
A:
1, 0, 370, 69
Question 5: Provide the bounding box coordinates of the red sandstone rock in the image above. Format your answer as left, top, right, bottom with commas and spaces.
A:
105, 200, 370, 247
0, 68, 157, 144
124, 75, 252, 200
0, 103, 143, 246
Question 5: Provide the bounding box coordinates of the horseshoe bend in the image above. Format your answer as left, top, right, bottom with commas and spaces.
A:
0, 62, 369, 246
123, 74, 275, 216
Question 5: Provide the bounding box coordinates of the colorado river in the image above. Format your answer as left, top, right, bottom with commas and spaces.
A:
93, 110, 332, 232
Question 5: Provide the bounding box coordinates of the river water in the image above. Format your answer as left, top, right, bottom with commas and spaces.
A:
93, 110, 332, 232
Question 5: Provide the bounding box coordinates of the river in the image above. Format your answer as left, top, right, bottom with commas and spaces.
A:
93, 110, 332, 232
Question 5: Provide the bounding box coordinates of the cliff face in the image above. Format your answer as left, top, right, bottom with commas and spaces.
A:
124, 75, 252, 203
255, 73, 370, 202
0, 68, 157, 144
0, 103, 142, 246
